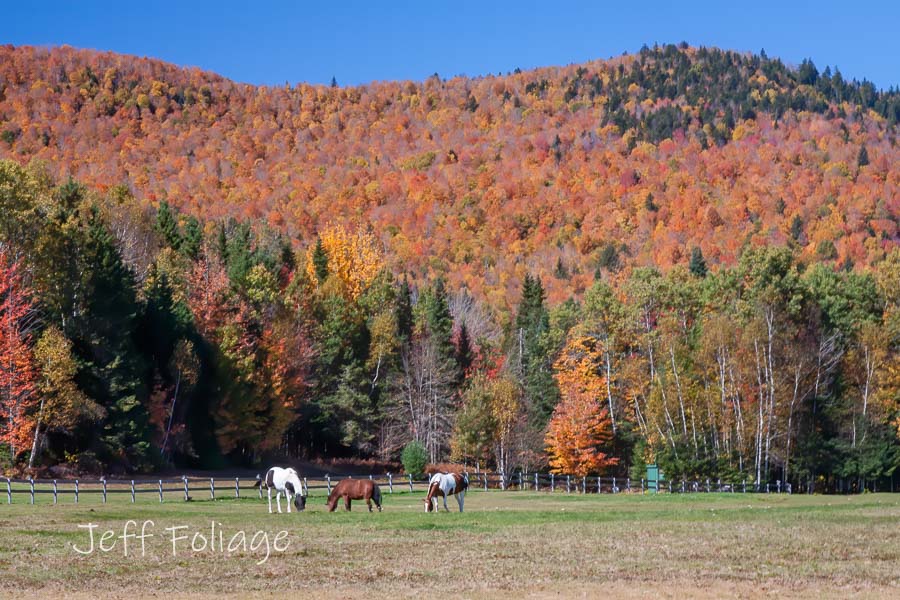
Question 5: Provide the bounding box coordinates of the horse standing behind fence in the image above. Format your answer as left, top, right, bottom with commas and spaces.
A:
325, 478, 382, 512
255, 467, 306, 513
424, 472, 468, 512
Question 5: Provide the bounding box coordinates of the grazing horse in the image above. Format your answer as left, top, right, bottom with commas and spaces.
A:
325, 478, 382, 512
424, 472, 468, 512
256, 467, 306, 513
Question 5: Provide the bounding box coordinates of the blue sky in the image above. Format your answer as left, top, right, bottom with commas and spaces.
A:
2, 1, 897, 89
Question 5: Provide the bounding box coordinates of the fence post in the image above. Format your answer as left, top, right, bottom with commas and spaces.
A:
210, 478, 215, 500
235, 477, 240, 498
566, 475, 571, 494
303, 477, 308, 496
582, 476, 586, 494
627, 477, 631, 492
518, 472, 523, 490
326, 475, 332, 495
29, 478, 34, 505
682, 480, 686, 494
641, 478, 645, 494
597, 477, 602, 493
102, 478, 107, 504
408, 474, 413, 492
787, 482, 792, 495
53, 480, 58, 505
535, 472, 539, 491
776, 480, 781, 494
717, 478, 721, 492
668, 480, 672, 494
500, 471, 506, 491
483, 472, 488, 491
743, 479, 746, 493
131, 480, 136, 503
256, 475, 262, 499
159, 480, 163, 503
612, 476, 617, 493
550, 473, 555, 492
75, 479, 79, 504
6, 478, 10, 504
183, 476, 189, 502
705, 478, 710, 493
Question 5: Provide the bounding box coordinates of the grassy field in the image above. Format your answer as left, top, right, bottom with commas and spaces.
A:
0, 487, 898, 599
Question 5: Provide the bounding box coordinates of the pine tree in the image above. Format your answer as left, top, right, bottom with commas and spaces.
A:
689, 246, 708, 278
858, 144, 869, 167
312, 236, 329, 283
424, 277, 455, 364
180, 216, 202, 260
154, 200, 181, 250
513, 274, 559, 427
215, 222, 228, 263
454, 323, 474, 376
395, 275, 413, 343
76, 207, 153, 470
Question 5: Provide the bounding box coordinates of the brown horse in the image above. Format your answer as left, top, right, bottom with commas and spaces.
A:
325, 478, 383, 512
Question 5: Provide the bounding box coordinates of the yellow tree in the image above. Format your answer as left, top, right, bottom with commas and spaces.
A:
305, 224, 383, 301
29, 326, 104, 468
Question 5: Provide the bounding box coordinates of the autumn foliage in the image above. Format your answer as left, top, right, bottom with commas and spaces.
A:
545, 337, 619, 476
0, 248, 37, 460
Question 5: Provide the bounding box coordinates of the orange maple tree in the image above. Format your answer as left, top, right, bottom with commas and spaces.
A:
0, 248, 38, 460
545, 333, 618, 475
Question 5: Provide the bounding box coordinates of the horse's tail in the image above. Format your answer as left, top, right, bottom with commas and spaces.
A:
373, 483, 382, 507
461, 473, 469, 491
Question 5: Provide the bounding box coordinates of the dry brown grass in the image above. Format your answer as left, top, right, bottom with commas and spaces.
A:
1, 490, 898, 598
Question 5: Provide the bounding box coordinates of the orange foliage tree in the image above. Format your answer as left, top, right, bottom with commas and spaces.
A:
0, 248, 38, 461
545, 333, 618, 475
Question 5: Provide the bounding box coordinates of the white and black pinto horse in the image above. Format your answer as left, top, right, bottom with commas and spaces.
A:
423, 472, 468, 512
257, 466, 307, 513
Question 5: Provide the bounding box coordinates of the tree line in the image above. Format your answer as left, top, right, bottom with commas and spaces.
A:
0, 159, 898, 491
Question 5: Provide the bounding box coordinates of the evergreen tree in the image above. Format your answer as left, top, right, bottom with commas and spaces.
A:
857, 144, 869, 167
455, 323, 474, 376
75, 207, 153, 470
395, 275, 413, 343
689, 246, 708, 278
312, 236, 329, 283
423, 277, 455, 362
513, 274, 559, 427
154, 200, 181, 250
215, 222, 228, 262
180, 216, 202, 260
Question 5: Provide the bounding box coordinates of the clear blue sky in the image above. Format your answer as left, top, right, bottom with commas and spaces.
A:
2, 1, 897, 89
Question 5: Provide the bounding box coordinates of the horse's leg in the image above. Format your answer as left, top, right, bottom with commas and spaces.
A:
366, 495, 373, 512
267, 487, 273, 514
443, 493, 449, 512
344, 495, 351, 511
276, 490, 283, 513
457, 491, 465, 513
286, 491, 292, 513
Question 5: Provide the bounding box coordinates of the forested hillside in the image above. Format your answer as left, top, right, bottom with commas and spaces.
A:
0, 44, 898, 490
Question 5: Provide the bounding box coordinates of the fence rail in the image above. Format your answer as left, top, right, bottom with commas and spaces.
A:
2, 471, 797, 505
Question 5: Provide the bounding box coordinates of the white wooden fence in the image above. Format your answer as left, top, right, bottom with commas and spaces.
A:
1, 471, 792, 505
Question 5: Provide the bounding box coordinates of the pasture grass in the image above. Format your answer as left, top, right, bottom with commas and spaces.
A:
1, 488, 898, 598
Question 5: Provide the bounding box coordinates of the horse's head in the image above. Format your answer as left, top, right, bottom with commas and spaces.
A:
294, 494, 306, 511
423, 497, 434, 512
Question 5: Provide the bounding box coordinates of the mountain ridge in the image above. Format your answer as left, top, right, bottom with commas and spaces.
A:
1, 43, 897, 308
